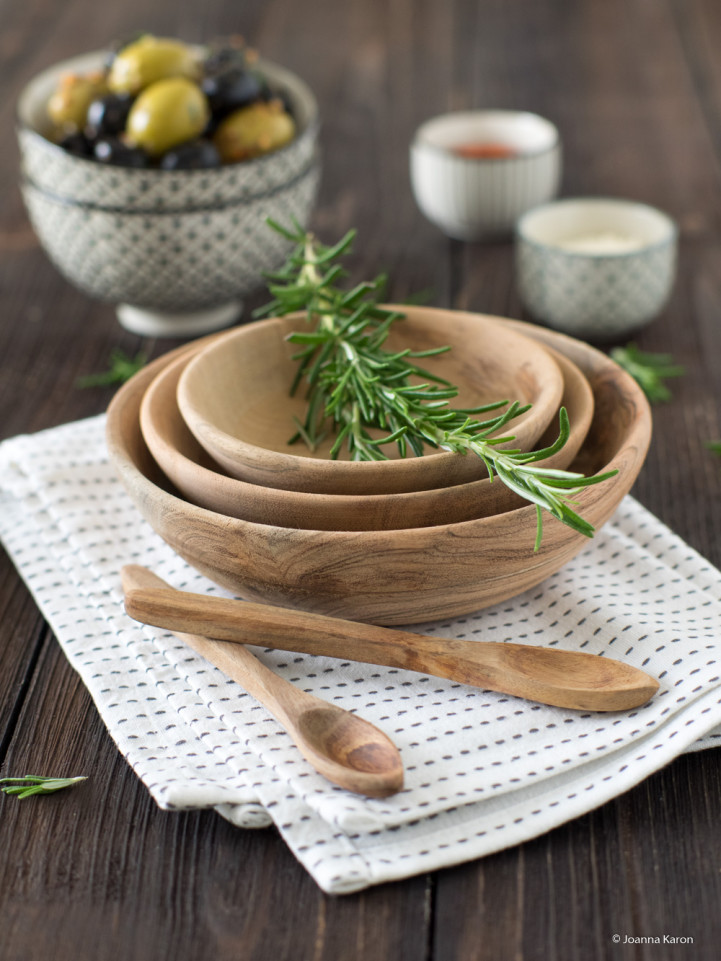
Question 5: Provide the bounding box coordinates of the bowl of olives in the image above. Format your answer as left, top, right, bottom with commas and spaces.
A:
16, 35, 320, 336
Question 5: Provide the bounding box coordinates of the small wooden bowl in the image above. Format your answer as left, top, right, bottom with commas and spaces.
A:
176, 307, 564, 494
140, 344, 592, 531
107, 314, 650, 625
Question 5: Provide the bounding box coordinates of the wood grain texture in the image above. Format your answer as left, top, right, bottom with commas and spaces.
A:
2, 0, 721, 958
122, 578, 659, 712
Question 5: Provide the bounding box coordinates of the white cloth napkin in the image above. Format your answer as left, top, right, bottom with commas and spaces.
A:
1, 414, 720, 894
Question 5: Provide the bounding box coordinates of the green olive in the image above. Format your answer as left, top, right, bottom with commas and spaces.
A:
47, 70, 108, 133
108, 35, 200, 94
125, 77, 210, 156
212, 99, 296, 163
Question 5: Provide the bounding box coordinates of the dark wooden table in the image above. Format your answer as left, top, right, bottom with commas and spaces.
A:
2, 1, 721, 958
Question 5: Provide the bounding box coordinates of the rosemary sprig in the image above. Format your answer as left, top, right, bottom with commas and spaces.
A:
610, 344, 684, 403
77, 348, 148, 388
0, 775, 87, 799
257, 219, 617, 548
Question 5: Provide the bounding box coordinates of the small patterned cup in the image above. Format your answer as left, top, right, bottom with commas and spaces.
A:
410, 110, 561, 240
515, 198, 678, 341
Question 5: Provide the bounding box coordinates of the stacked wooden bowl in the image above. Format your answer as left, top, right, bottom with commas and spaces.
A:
106, 307, 652, 625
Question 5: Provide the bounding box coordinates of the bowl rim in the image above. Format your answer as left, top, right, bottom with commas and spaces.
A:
16, 48, 320, 177
20, 156, 318, 214
515, 196, 678, 259
410, 109, 561, 162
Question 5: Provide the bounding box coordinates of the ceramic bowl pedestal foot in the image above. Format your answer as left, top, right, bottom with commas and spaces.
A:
117, 302, 242, 338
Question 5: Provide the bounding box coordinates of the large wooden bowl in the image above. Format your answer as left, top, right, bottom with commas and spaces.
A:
140, 344, 593, 531
175, 307, 564, 494
107, 314, 651, 625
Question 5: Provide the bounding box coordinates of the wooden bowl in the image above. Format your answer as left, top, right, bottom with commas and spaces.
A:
175, 307, 564, 494
140, 344, 593, 531
107, 314, 651, 625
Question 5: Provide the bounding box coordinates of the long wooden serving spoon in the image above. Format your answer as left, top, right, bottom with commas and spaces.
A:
122, 566, 659, 712
120, 566, 403, 798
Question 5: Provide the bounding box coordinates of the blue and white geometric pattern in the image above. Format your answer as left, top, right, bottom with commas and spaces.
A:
22, 162, 320, 311
516, 236, 677, 339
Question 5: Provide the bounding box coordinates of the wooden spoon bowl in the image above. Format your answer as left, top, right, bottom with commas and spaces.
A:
107, 312, 651, 625
175, 307, 565, 494
140, 343, 593, 531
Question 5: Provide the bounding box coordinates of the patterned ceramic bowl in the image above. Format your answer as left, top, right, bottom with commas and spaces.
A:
410, 110, 561, 240
16, 50, 320, 336
515, 198, 677, 341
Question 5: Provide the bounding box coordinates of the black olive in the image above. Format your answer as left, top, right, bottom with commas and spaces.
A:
85, 93, 134, 138
159, 139, 222, 170
58, 131, 93, 157
93, 136, 150, 167
203, 42, 247, 77
201, 68, 263, 118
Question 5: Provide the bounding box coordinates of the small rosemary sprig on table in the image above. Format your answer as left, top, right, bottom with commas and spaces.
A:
0, 775, 87, 800
610, 344, 684, 404
256, 220, 616, 549
76, 348, 148, 388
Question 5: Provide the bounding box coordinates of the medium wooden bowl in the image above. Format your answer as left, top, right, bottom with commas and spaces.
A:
140, 344, 593, 531
175, 307, 564, 494
107, 314, 651, 625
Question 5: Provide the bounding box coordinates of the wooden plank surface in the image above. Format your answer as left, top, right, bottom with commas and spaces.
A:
1, 0, 721, 958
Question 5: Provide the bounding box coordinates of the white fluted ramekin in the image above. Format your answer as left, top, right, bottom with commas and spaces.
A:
410, 110, 561, 240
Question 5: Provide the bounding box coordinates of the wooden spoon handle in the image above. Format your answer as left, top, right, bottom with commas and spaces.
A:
122, 566, 659, 712
122, 566, 328, 733
153, 609, 312, 732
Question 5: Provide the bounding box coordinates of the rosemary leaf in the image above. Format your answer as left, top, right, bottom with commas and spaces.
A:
77, 348, 147, 388
1, 775, 87, 800
610, 343, 684, 403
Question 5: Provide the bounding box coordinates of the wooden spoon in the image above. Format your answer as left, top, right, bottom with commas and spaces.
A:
122, 566, 660, 712
120, 566, 403, 798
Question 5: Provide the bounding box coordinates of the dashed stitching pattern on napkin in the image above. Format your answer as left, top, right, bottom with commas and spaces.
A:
1, 415, 721, 893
